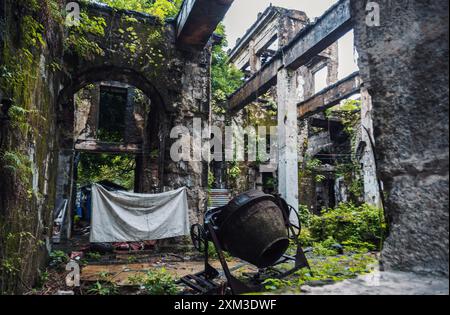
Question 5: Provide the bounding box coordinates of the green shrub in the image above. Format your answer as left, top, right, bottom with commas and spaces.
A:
128, 268, 179, 295
87, 280, 119, 295
310, 237, 341, 256
86, 252, 102, 261
309, 203, 386, 248
298, 228, 313, 247
262, 278, 291, 291
342, 240, 377, 253
298, 204, 313, 227
49, 251, 68, 267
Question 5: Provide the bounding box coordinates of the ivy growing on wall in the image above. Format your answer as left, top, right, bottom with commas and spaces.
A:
211, 24, 244, 114
0, 0, 65, 294
326, 99, 364, 201
98, 0, 183, 21
64, 11, 106, 60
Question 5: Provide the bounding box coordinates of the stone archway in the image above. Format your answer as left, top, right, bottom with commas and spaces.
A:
54, 65, 170, 239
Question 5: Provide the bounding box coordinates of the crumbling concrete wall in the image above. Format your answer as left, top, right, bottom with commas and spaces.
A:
352, 0, 449, 276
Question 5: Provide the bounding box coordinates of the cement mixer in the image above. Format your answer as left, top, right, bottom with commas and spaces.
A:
181, 190, 310, 295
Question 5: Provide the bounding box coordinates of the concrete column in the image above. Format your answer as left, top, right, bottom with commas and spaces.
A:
277, 68, 299, 219
249, 40, 261, 74
360, 88, 382, 208
326, 42, 339, 85
352, 0, 449, 275
54, 149, 75, 241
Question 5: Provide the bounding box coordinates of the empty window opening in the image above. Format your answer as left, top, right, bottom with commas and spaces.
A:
314, 66, 329, 94
337, 30, 359, 80
98, 86, 128, 142
260, 37, 278, 65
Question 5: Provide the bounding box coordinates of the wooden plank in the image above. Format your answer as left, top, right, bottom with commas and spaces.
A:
176, 0, 234, 50
297, 72, 361, 119
75, 140, 142, 154
227, 0, 353, 111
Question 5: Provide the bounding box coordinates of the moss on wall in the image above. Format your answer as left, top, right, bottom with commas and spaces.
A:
0, 0, 63, 294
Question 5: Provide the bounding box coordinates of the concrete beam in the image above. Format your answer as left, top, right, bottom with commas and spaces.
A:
297, 72, 361, 119
176, 0, 234, 50
227, 0, 353, 111
75, 141, 142, 154
283, 0, 352, 69
228, 57, 283, 113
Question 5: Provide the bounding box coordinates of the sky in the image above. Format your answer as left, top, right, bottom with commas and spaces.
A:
222, 0, 358, 81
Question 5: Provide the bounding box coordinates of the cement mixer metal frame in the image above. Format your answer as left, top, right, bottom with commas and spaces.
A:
180, 193, 311, 295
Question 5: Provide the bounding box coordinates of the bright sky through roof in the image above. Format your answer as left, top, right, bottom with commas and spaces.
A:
223, 0, 359, 80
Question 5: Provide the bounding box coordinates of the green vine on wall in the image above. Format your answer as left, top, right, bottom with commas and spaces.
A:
0, 0, 65, 294
325, 99, 364, 201
98, 0, 182, 21
64, 11, 106, 60
211, 24, 244, 114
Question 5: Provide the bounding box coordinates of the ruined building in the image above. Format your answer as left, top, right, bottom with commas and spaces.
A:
0, 0, 232, 292
0, 0, 448, 294
217, 5, 380, 214
224, 0, 448, 276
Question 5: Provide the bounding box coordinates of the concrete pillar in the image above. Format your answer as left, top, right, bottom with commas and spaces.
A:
360, 88, 382, 208
277, 68, 299, 220
352, 0, 449, 275
326, 42, 339, 85
54, 149, 75, 241
249, 40, 261, 74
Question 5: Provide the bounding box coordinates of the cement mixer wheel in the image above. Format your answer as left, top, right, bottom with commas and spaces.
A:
190, 224, 207, 253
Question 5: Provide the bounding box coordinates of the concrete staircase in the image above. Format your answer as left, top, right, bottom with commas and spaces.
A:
208, 189, 231, 210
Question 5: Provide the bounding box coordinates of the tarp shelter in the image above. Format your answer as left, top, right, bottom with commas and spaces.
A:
90, 184, 190, 243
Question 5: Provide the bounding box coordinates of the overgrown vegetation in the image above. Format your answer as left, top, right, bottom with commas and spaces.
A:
208, 24, 246, 193
128, 268, 180, 295
299, 158, 327, 185
48, 251, 69, 268
252, 201, 386, 293
299, 202, 386, 251
77, 153, 136, 190
261, 201, 385, 293
64, 11, 106, 60
326, 99, 364, 200
65, 0, 180, 65
87, 272, 119, 295
211, 24, 244, 114
262, 253, 377, 292
98, 0, 182, 21
0, 0, 64, 294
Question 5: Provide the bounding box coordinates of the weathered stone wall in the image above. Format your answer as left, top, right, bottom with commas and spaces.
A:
0, 0, 65, 293
58, 2, 212, 225
351, 0, 449, 276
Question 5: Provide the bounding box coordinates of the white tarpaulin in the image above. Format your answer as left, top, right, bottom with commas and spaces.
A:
90, 184, 190, 243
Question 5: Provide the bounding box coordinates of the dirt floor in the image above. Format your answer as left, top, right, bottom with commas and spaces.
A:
38, 231, 261, 295
80, 255, 255, 286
